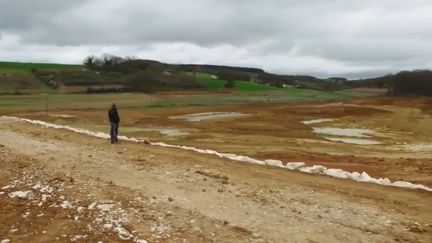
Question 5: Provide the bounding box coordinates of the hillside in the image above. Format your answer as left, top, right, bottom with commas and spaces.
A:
2, 58, 430, 97
0, 62, 80, 94
1, 59, 344, 96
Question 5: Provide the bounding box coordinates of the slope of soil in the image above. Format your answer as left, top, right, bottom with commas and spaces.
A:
0, 117, 431, 242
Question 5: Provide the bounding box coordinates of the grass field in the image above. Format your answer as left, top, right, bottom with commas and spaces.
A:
0, 63, 385, 114
0, 62, 81, 71
0, 62, 81, 94
0, 88, 374, 115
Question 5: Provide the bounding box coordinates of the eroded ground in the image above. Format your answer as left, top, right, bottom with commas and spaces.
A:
13, 96, 432, 186
1, 117, 432, 242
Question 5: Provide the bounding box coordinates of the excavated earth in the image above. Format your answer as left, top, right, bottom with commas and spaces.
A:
1, 96, 432, 242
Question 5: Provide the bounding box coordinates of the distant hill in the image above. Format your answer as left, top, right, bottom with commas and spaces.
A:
1, 58, 431, 96
344, 70, 432, 96
0, 62, 81, 94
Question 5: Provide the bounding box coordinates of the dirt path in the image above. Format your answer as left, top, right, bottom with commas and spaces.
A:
0, 118, 431, 242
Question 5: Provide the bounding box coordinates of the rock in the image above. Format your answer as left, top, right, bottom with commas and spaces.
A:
114, 226, 132, 240
196, 169, 229, 180
264, 159, 284, 167
300, 165, 327, 174
9, 190, 33, 200
103, 223, 113, 230
285, 162, 305, 170
168, 197, 174, 202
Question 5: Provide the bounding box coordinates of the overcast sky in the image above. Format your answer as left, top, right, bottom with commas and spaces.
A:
1, 0, 431, 79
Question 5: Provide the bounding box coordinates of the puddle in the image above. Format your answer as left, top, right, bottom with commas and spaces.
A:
49, 114, 75, 118
323, 136, 381, 145
401, 143, 432, 152
302, 118, 334, 125
141, 127, 190, 136
173, 112, 249, 122
313, 127, 376, 138
3, 116, 432, 192
65, 124, 190, 137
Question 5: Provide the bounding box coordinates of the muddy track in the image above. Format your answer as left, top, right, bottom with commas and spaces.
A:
0, 118, 431, 242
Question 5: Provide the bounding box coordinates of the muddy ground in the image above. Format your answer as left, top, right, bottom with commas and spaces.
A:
1, 96, 432, 242
14, 96, 432, 185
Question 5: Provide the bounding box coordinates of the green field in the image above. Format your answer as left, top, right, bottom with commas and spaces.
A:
0, 62, 81, 72
0, 88, 367, 115
195, 72, 278, 92
0, 62, 81, 94
0, 62, 384, 114
193, 72, 354, 100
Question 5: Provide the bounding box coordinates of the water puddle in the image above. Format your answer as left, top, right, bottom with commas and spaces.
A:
400, 143, 432, 152
172, 112, 249, 122
3, 116, 431, 192
303, 118, 381, 145
313, 127, 376, 138
141, 127, 190, 136
49, 114, 76, 118
302, 118, 334, 125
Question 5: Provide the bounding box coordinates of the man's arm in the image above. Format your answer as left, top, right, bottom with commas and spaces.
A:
116, 111, 120, 123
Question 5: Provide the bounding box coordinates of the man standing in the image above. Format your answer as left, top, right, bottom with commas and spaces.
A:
108, 103, 120, 144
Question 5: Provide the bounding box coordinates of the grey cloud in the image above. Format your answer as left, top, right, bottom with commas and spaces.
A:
0, 0, 431, 78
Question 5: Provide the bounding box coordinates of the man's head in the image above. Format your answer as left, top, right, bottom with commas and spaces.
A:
111, 103, 116, 109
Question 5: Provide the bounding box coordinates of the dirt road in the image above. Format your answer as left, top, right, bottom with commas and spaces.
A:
0, 117, 431, 242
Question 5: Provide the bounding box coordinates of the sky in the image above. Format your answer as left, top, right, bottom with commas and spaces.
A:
0, 0, 431, 79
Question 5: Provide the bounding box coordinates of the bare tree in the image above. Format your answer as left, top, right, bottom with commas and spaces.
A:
83, 55, 97, 69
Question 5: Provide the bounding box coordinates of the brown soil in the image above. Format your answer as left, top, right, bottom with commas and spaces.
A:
1, 101, 432, 242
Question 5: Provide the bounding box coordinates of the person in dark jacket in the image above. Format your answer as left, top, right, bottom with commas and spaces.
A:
108, 103, 120, 144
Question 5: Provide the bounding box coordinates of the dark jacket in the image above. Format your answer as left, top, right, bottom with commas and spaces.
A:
108, 107, 120, 124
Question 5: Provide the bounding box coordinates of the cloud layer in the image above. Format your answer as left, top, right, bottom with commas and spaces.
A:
1, 0, 431, 78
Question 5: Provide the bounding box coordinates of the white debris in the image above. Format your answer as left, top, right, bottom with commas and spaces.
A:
135, 240, 148, 243
323, 169, 351, 179
1, 239, 11, 243
41, 194, 51, 202
103, 223, 113, 230
300, 165, 327, 174
3, 116, 431, 192
9, 228, 18, 233
22, 212, 31, 218
285, 162, 305, 170
378, 178, 392, 186
9, 190, 33, 199
150, 222, 171, 234
1, 185, 14, 190
264, 159, 284, 167
96, 203, 116, 212
70, 235, 87, 241
60, 200, 73, 209
115, 226, 133, 240
88, 201, 98, 209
